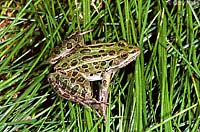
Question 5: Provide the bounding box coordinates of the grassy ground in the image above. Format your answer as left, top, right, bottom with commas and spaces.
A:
0, 0, 199, 131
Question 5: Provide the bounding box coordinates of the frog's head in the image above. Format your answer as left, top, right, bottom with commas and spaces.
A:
115, 41, 140, 68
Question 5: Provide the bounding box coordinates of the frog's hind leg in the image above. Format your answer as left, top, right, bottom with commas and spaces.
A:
48, 71, 101, 109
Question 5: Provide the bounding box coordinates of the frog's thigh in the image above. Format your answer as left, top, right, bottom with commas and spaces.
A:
99, 69, 117, 119
48, 71, 97, 107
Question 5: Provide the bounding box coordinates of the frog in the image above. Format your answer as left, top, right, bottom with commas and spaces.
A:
48, 31, 140, 120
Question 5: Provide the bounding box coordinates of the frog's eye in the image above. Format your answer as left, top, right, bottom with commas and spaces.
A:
120, 52, 128, 59
118, 41, 127, 47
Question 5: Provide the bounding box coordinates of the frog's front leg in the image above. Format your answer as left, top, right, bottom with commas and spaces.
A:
48, 70, 101, 108
99, 69, 117, 120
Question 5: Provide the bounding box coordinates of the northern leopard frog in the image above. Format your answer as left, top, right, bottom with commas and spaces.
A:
48, 32, 140, 119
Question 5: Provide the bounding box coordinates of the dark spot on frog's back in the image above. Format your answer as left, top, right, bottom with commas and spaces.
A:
77, 77, 85, 82
80, 48, 91, 54
97, 70, 101, 74
99, 50, 105, 53
93, 54, 101, 58
82, 56, 93, 60
128, 45, 134, 49
95, 65, 99, 69
108, 50, 115, 55
61, 63, 68, 67
70, 78, 76, 83
105, 43, 114, 47
85, 69, 89, 72
82, 64, 88, 68
102, 53, 108, 57
90, 73, 93, 76
72, 71, 78, 77
70, 60, 78, 66
101, 61, 106, 66
93, 62, 98, 65
109, 60, 113, 66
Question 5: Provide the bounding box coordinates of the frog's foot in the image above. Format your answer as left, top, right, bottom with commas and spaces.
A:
89, 100, 109, 110
82, 99, 109, 119
89, 101, 109, 120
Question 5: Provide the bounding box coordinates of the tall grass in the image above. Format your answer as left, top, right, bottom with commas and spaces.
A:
0, 0, 199, 131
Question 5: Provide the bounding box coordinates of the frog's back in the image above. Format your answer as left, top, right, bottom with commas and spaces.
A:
55, 41, 140, 73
